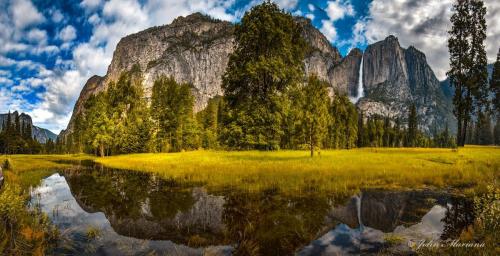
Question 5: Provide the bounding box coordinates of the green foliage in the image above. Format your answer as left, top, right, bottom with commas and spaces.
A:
221, 1, 305, 150
196, 96, 221, 149
326, 93, 358, 149
69, 70, 155, 156
494, 119, 500, 145
448, 0, 489, 146
491, 49, 500, 113
298, 75, 331, 156
151, 76, 200, 152
407, 104, 418, 147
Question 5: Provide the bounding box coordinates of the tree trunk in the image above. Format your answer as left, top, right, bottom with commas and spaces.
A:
310, 125, 314, 158
310, 142, 314, 158
457, 116, 463, 146
99, 144, 104, 157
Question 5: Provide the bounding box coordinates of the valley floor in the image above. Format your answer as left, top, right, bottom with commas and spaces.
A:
4, 146, 499, 196
1, 146, 499, 255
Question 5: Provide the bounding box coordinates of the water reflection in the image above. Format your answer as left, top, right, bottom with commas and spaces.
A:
30, 164, 474, 255
299, 190, 474, 255
30, 173, 232, 255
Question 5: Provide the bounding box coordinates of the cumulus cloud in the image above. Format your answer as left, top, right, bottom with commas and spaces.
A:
325, 0, 355, 22
360, 0, 499, 80
321, 20, 338, 41
10, 0, 45, 29
80, 0, 103, 10
26, 29, 47, 44
320, 0, 355, 43
58, 25, 77, 42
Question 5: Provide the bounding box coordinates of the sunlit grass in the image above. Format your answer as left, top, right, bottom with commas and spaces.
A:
2, 146, 498, 196
90, 146, 500, 196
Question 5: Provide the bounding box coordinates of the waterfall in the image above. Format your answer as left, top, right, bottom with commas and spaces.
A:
356, 193, 364, 230
349, 55, 364, 104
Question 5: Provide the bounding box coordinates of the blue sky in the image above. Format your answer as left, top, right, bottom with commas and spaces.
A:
0, 0, 499, 133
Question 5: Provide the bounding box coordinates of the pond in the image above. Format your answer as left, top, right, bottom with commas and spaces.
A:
29, 162, 474, 255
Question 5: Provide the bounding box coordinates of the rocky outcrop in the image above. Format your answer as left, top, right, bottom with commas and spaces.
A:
338, 36, 456, 133
0, 111, 57, 143
330, 48, 362, 96
297, 17, 342, 86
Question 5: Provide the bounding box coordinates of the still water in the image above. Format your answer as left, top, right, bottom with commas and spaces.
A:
30, 162, 474, 255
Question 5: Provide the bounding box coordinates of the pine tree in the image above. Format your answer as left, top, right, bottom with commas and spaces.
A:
477, 112, 493, 145
494, 119, 500, 145
299, 75, 330, 157
221, 1, 305, 150
151, 76, 199, 152
448, 0, 488, 146
491, 49, 500, 115
407, 104, 418, 147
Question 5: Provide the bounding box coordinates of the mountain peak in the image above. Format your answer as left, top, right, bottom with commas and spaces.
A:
171, 12, 220, 25
385, 35, 398, 42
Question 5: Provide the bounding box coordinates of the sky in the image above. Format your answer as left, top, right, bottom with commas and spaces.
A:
0, 0, 499, 133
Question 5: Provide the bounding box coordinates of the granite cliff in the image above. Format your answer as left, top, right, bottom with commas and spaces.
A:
63, 13, 454, 137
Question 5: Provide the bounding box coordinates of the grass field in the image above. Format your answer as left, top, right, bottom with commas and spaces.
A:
2, 147, 498, 196
92, 146, 500, 196
4, 146, 497, 195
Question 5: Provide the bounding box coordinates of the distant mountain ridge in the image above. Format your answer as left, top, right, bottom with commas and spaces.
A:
62, 12, 456, 138
0, 111, 57, 143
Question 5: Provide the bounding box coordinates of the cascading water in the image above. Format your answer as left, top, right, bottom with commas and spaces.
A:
349, 55, 364, 104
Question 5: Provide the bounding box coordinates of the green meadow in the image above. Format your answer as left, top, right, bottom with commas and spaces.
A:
94, 146, 499, 196
3, 146, 498, 196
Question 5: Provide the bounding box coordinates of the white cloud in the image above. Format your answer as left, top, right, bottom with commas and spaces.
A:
320, 20, 338, 41
320, 0, 355, 44
58, 25, 77, 42
26, 29, 48, 44
308, 4, 315, 11
325, 0, 355, 22
0, 77, 14, 86
305, 13, 315, 20
274, 0, 299, 10
361, 0, 500, 80
88, 14, 101, 25
51, 9, 64, 23
10, 0, 45, 29
80, 0, 103, 10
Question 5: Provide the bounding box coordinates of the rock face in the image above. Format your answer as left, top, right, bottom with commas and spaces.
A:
62, 13, 342, 138
353, 36, 455, 133
0, 111, 57, 143
331, 48, 362, 96
64, 13, 454, 137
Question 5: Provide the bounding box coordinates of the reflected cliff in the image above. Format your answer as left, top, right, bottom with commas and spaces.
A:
30, 163, 474, 255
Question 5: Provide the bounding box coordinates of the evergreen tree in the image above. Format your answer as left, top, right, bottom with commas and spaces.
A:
197, 97, 221, 149
407, 104, 418, 147
477, 112, 493, 145
221, 1, 305, 150
151, 76, 199, 152
494, 119, 500, 145
299, 75, 330, 157
491, 49, 500, 115
448, 0, 488, 146
357, 112, 364, 147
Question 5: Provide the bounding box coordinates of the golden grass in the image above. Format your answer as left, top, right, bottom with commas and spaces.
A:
92, 146, 500, 196
0, 154, 91, 189
2, 146, 498, 196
